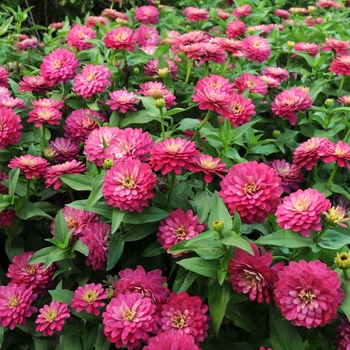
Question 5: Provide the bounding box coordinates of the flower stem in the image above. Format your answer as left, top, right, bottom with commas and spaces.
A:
202, 180, 207, 191
26, 179, 30, 201
344, 269, 350, 281
191, 109, 212, 141
338, 75, 346, 97
167, 171, 177, 199
221, 54, 231, 76
67, 187, 75, 202
326, 163, 339, 188
315, 224, 329, 242
182, 59, 192, 91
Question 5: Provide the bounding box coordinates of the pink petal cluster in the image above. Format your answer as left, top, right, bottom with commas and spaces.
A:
134, 24, 159, 48
0, 107, 23, 150
337, 317, 350, 349
28, 106, 62, 127
276, 188, 331, 237
329, 55, 350, 75
113, 265, 170, 304
323, 37, 350, 55
228, 243, 283, 303
31, 98, 64, 109
219, 161, 283, 224
274, 260, 344, 328
183, 7, 209, 22
103, 292, 158, 349
144, 58, 178, 80
139, 81, 176, 109
0, 67, 10, 88
103, 27, 135, 51
102, 160, 157, 212
18, 75, 51, 95
67, 24, 96, 51
106, 90, 140, 113
35, 301, 70, 336
85, 16, 109, 27
274, 9, 290, 19
233, 4, 252, 17
0, 96, 26, 109
323, 140, 350, 168
157, 208, 205, 257
226, 20, 246, 38
293, 42, 319, 57
233, 73, 268, 95
50, 137, 80, 163
243, 36, 271, 63
8, 155, 49, 179
144, 331, 200, 350
224, 92, 256, 127
135, 5, 160, 24
261, 66, 290, 82
213, 37, 245, 58
72, 283, 108, 316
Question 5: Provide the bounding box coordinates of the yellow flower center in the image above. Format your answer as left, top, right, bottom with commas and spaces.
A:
172, 314, 187, 328
122, 309, 136, 322
8, 296, 19, 307
86, 73, 96, 82
122, 177, 135, 189
298, 289, 316, 305
175, 226, 187, 237
293, 198, 309, 212
52, 59, 64, 70
26, 265, 36, 275
165, 143, 180, 153
242, 182, 258, 195
45, 309, 58, 321
83, 290, 97, 303
232, 102, 243, 114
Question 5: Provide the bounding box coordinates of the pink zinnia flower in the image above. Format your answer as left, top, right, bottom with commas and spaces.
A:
304, 17, 324, 26
293, 137, 332, 170
323, 140, 350, 168
28, 106, 62, 127
317, 0, 343, 8
196, 42, 228, 65
0, 284, 37, 330
323, 37, 350, 55
243, 36, 271, 63
35, 301, 70, 336
32, 97, 64, 110
50, 137, 80, 163
6, 251, 55, 294
0, 67, 10, 88
233, 4, 251, 17
103, 292, 157, 350
64, 109, 105, 143
8, 155, 49, 179
183, 7, 209, 22
67, 24, 96, 51
224, 93, 256, 127
79, 222, 111, 271
261, 66, 290, 82
144, 331, 200, 350
157, 208, 205, 257
139, 81, 176, 109
0, 107, 23, 150
293, 42, 319, 58
150, 137, 199, 175
85, 16, 109, 27
171, 31, 209, 52
217, 8, 231, 20
276, 188, 331, 237
72, 283, 108, 316
0, 210, 17, 228
228, 243, 283, 303
102, 9, 129, 21
18, 75, 51, 95
259, 75, 280, 89
134, 24, 159, 47
226, 20, 246, 38
45, 160, 86, 190
329, 55, 350, 75
267, 159, 304, 193
0, 97, 26, 109
274, 9, 290, 19
49, 22, 64, 29
103, 27, 135, 51
102, 160, 157, 212
106, 90, 140, 113
337, 317, 350, 349
113, 265, 170, 304
338, 95, 350, 105
233, 73, 268, 95
213, 37, 245, 58
0, 86, 11, 100
40, 48, 79, 86
271, 87, 313, 125
219, 161, 283, 224
274, 260, 344, 328
17, 38, 39, 52
159, 292, 209, 344
135, 5, 160, 24
144, 58, 178, 80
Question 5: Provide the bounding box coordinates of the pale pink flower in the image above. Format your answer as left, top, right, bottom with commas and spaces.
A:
18, 38, 39, 52
304, 17, 324, 26
0, 67, 10, 88
226, 20, 246, 38
293, 42, 319, 57
27, 106, 62, 127
323, 140, 350, 168
85, 16, 109, 27
217, 8, 231, 20
323, 37, 350, 55
32, 97, 63, 110
135, 5, 160, 24
134, 24, 159, 47
212, 37, 244, 58
67, 25, 96, 51
329, 55, 350, 75
259, 75, 280, 89
183, 7, 209, 22
274, 9, 290, 19
144, 58, 178, 80
106, 90, 140, 113
317, 0, 343, 8
18, 75, 51, 95
139, 81, 176, 108
233, 73, 268, 95
0, 97, 26, 109
243, 36, 271, 63
8, 155, 49, 179
261, 66, 290, 82
338, 95, 350, 105
101, 9, 129, 21
171, 31, 209, 52
103, 27, 135, 51
233, 4, 251, 17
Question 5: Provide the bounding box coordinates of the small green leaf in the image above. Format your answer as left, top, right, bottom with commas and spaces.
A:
138, 96, 161, 117
317, 230, 350, 250
106, 233, 125, 270
59, 174, 93, 191
120, 109, 154, 127
53, 209, 69, 244
82, 323, 97, 350
341, 282, 350, 321
8, 167, 20, 203
208, 191, 232, 234
49, 289, 74, 305
177, 257, 219, 278
124, 222, 158, 242
85, 174, 105, 210
56, 335, 82, 350
123, 207, 168, 224
72, 240, 89, 256
16, 201, 53, 220
220, 231, 253, 254
142, 240, 165, 257
111, 208, 125, 234
195, 190, 213, 224
96, 324, 111, 350
172, 266, 197, 293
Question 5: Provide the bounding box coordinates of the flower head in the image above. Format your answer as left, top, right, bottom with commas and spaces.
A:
134, 24, 159, 48
35, 301, 70, 336
72, 283, 108, 316
183, 7, 209, 22
0, 107, 23, 150
276, 188, 331, 237
243, 36, 271, 63
293, 42, 319, 58
233, 73, 268, 95
274, 260, 344, 328
18, 75, 51, 95
28, 106, 62, 127
106, 90, 140, 113
224, 93, 256, 127
323, 37, 350, 55
330, 55, 350, 76
8, 155, 49, 180
337, 317, 350, 349
323, 140, 350, 168
234, 4, 251, 17
144, 332, 200, 350
338, 95, 350, 105
0, 67, 10, 88
139, 81, 176, 109
219, 161, 283, 224
104, 27, 135, 51
50, 137, 80, 163
261, 66, 290, 82
0, 97, 26, 109
135, 5, 160, 24
323, 206, 350, 228
157, 209, 205, 257
144, 58, 178, 80
226, 20, 246, 38
274, 9, 290, 18
85, 16, 109, 27
67, 25, 96, 51
31, 98, 64, 110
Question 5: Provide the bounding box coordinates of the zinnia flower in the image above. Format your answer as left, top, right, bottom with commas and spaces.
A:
233, 73, 268, 95
67, 24, 96, 51
35, 301, 70, 336
8, 155, 49, 180
79, 222, 111, 271
323, 140, 350, 168
150, 137, 199, 175
293, 42, 319, 57
135, 5, 160, 24
73, 64, 111, 99
103, 27, 135, 51
274, 9, 290, 19
102, 160, 157, 212
233, 4, 252, 17
189, 154, 228, 182
103, 292, 158, 350
18, 75, 51, 95
144, 332, 200, 350
261, 66, 290, 82
28, 106, 62, 127
72, 283, 108, 316
226, 20, 246, 38
134, 24, 159, 47
0, 107, 23, 150
219, 161, 283, 224
243, 36, 271, 63
113, 265, 170, 304
323, 37, 350, 55
106, 90, 140, 113
157, 208, 205, 257
337, 317, 350, 349
0, 67, 9, 88
274, 260, 344, 328
276, 188, 331, 237
139, 81, 176, 109
50, 137, 80, 163
85, 16, 109, 27
329, 55, 350, 75
0, 284, 37, 330
224, 93, 256, 127
338, 95, 350, 105
228, 243, 283, 303
159, 292, 209, 344
0, 97, 26, 109
40, 48, 79, 86
45, 160, 86, 190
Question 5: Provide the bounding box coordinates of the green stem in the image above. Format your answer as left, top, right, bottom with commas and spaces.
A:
191, 109, 212, 141
182, 59, 192, 90
160, 108, 165, 139
315, 224, 329, 242
41, 124, 46, 140
26, 178, 30, 201
202, 180, 207, 191
122, 52, 130, 89
344, 269, 350, 281
221, 54, 231, 76
326, 163, 339, 188
338, 75, 346, 97
67, 187, 75, 202
167, 171, 177, 199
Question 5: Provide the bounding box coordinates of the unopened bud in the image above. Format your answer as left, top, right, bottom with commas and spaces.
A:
133, 67, 140, 75
211, 219, 224, 232
158, 4, 164, 9
157, 67, 169, 78
323, 206, 350, 228
325, 98, 334, 107
155, 98, 166, 109
44, 147, 56, 161
247, 27, 255, 35
103, 159, 114, 170
335, 252, 350, 269
272, 130, 281, 138
287, 41, 295, 49
308, 6, 316, 12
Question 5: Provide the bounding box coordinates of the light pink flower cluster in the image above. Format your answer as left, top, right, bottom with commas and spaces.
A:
8, 155, 49, 180
183, 7, 209, 22
233, 4, 251, 17
18, 75, 51, 95
134, 24, 159, 48
106, 90, 140, 113
67, 24, 96, 51
139, 81, 176, 108
261, 66, 290, 82
135, 5, 160, 24
243, 36, 271, 63
226, 20, 246, 38
233, 73, 268, 95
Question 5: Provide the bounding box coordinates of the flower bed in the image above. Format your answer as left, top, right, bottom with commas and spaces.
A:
1, 0, 350, 349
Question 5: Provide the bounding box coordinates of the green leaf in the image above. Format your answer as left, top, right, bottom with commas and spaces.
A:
142, 240, 164, 257
45, 247, 71, 269
53, 209, 69, 244
123, 222, 158, 242
232, 210, 242, 235
172, 266, 197, 293
249, 144, 279, 155
84, 174, 105, 210
8, 167, 19, 203
106, 233, 125, 271
59, 174, 93, 191
185, 238, 225, 260
0, 16, 13, 36
16, 201, 53, 220
56, 335, 82, 350
111, 208, 125, 234
49, 289, 74, 305
120, 109, 154, 127
82, 323, 97, 350
96, 324, 111, 350
123, 207, 168, 224
195, 190, 213, 223
32, 336, 56, 350
0, 325, 3, 349
330, 183, 350, 200
71, 240, 89, 256
208, 191, 232, 234
177, 257, 219, 278
68, 200, 113, 219
226, 303, 258, 334
138, 96, 161, 118
341, 282, 350, 321
220, 231, 253, 254
317, 230, 350, 250
209, 280, 233, 337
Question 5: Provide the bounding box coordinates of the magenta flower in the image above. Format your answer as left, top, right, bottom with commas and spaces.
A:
40, 48, 79, 86
293, 42, 319, 57
276, 188, 331, 237
0, 284, 37, 330
102, 160, 157, 212
323, 37, 350, 55
113, 265, 170, 304
0, 67, 9, 88
274, 260, 344, 328
8, 155, 49, 179
226, 20, 246, 38
35, 301, 70, 336
330, 55, 350, 75
66, 24, 96, 51
139, 81, 176, 109
0, 97, 26, 109
219, 161, 283, 224
144, 58, 178, 80
183, 7, 209, 22
159, 292, 209, 344
50, 137, 80, 163
243, 36, 271, 63
106, 90, 140, 113
261, 66, 290, 82
72, 283, 108, 316
18, 74, 51, 95
224, 93, 256, 127
0, 107, 23, 150
73, 64, 111, 99
337, 317, 350, 349
28, 106, 62, 127
233, 4, 251, 17
103, 27, 135, 51
85, 16, 109, 27
233, 73, 268, 95
150, 137, 199, 175
135, 5, 160, 24
31, 98, 63, 110
103, 292, 157, 350
323, 140, 350, 169
228, 243, 283, 304
144, 331, 200, 350
134, 24, 159, 47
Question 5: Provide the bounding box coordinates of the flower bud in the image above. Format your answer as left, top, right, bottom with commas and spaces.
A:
287, 41, 295, 49
157, 67, 169, 79
44, 147, 56, 161
272, 130, 281, 138
133, 67, 140, 75
325, 98, 334, 107
155, 98, 166, 109
335, 252, 350, 269
323, 206, 350, 228
103, 159, 114, 170
211, 219, 224, 232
